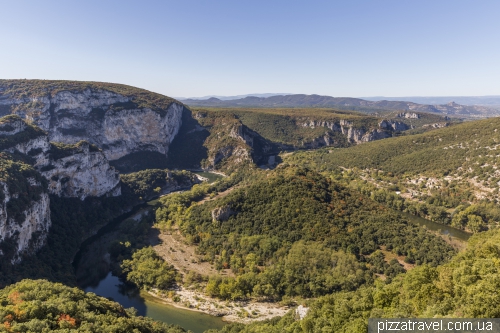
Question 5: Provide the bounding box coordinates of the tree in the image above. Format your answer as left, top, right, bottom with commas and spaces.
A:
467, 214, 485, 233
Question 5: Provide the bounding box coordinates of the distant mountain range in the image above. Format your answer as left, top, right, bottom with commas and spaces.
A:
181, 94, 499, 117
181, 94, 500, 106
363, 95, 500, 106
176, 93, 292, 101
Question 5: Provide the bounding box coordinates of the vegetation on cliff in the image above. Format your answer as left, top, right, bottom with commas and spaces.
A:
0, 153, 47, 225
120, 169, 198, 201
47, 141, 101, 160
0, 115, 46, 151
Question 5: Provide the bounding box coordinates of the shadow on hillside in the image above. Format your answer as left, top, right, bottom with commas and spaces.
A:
147, 226, 161, 247
166, 107, 210, 170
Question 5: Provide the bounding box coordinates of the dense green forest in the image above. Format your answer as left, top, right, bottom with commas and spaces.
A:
152, 166, 454, 301
207, 227, 500, 333
0, 279, 187, 332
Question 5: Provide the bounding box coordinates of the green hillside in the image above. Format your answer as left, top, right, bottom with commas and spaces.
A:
153, 166, 454, 301
209, 228, 500, 333
191, 107, 451, 148
285, 117, 500, 232
230, 107, 378, 144
165, 107, 452, 171
287, 117, 500, 176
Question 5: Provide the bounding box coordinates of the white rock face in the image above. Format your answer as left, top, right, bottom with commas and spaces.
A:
1, 89, 184, 161
6, 135, 51, 167
378, 120, 410, 132
0, 182, 51, 263
102, 104, 183, 160
295, 305, 309, 320
299, 118, 392, 144
0, 117, 27, 135
42, 142, 121, 199
0, 116, 121, 262
211, 204, 236, 222
1, 117, 120, 200
397, 112, 420, 119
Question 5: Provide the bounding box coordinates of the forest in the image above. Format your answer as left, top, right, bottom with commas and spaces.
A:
0, 279, 187, 332
207, 227, 500, 333
151, 166, 454, 301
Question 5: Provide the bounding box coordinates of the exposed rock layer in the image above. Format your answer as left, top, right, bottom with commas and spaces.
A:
2, 116, 120, 200
0, 87, 184, 161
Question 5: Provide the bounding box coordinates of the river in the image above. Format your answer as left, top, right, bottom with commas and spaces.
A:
84, 273, 226, 333
75, 172, 228, 333
402, 212, 471, 241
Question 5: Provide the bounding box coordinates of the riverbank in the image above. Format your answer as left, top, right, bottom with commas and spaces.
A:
147, 287, 290, 324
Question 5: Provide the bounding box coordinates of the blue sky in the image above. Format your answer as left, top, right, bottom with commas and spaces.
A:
1, 1, 499, 98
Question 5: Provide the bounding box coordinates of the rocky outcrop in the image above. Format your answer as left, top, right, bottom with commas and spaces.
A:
0, 87, 183, 161
0, 115, 50, 167
229, 123, 273, 161
0, 81, 185, 264
43, 142, 121, 199
212, 205, 236, 222
208, 145, 251, 168
1, 116, 120, 200
378, 120, 410, 131
422, 122, 449, 129
299, 118, 395, 145
0, 114, 122, 263
295, 305, 309, 320
397, 112, 420, 119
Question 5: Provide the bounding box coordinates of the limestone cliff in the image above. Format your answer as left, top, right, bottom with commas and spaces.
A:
44, 142, 121, 199
0, 80, 186, 264
299, 118, 399, 145
0, 115, 122, 262
212, 204, 236, 222
1, 115, 120, 200
0, 160, 51, 263
0, 80, 184, 161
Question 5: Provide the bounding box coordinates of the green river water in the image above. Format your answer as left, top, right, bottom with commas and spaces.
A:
85, 273, 226, 333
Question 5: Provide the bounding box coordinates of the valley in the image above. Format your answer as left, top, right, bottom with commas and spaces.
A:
0, 79, 499, 333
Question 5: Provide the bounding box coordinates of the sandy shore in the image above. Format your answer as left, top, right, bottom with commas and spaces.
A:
147, 287, 291, 323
